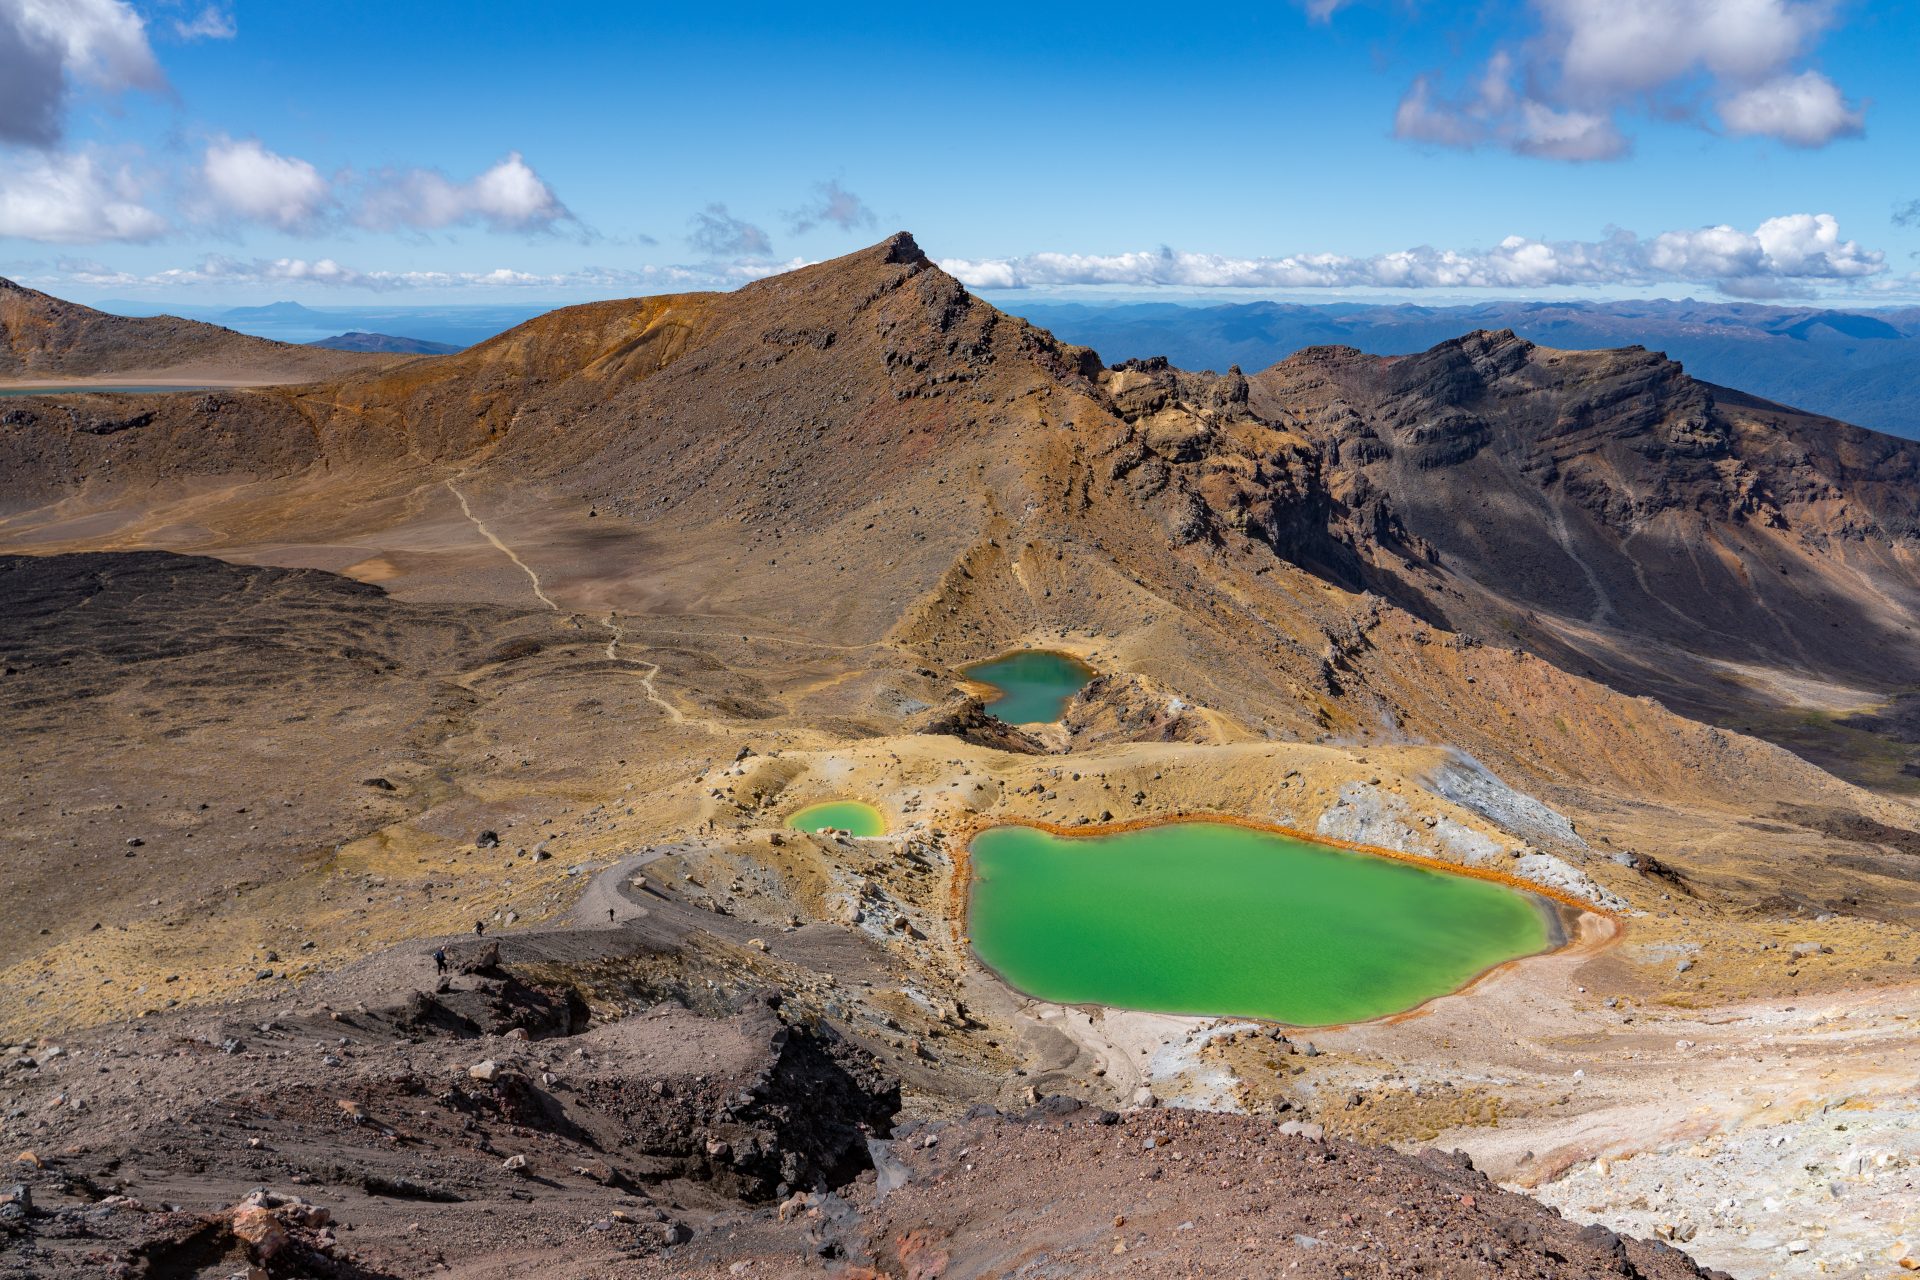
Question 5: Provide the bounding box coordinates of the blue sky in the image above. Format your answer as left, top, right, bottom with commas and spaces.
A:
2, 0, 1916, 304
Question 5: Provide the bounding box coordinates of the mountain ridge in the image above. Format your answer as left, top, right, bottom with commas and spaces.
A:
2, 235, 1918, 785
307, 330, 462, 354
1012, 296, 1920, 438
0, 274, 402, 383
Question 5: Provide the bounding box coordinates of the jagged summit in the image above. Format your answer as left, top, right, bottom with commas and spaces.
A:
879, 228, 929, 264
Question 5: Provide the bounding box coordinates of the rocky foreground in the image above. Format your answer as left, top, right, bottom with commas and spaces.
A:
0, 937, 1730, 1280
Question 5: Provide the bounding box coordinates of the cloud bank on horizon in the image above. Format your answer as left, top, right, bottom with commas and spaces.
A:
943, 214, 1885, 301
0, 0, 1912, 302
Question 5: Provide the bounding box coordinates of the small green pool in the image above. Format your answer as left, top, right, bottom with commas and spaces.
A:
787, 801, 887, 836
963, 650, 1095, 725
968, 821, 1555, 1025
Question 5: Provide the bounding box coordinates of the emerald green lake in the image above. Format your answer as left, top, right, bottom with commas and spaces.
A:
787, 801, 887, 836
964, 650, 1095, 725
969, 822, 1554, 1025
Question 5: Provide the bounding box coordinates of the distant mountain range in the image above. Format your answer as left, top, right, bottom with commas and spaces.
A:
1010, 298, 1920, 439
93, 298, 542, 349
0, 277, 395, 382
307, 331, 461, 355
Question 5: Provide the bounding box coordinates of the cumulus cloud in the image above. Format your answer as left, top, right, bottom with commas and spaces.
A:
1542, 0, 1827, 98
0, 149, 165, 242
939, 214, 1883, 300
689, 203, 772, 257
172, 5, 235, 41
0, 0, 164, 146
4, 137, 579, 243
354, 153, 574, 234
30, 253, 809, 294
200, 138, 330, 230
786, 180, 875, 235
1383, 0, 1863, 159
1718, 70, 1862, 146
1395, 51, 1627, 161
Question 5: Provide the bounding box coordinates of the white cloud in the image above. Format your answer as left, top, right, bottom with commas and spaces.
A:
200, 138, 330, 230
0, 139, 580, 243
1394, 75, 1489, 149
0, 150, 165, 242
26, 253, 809, 295
1512, 100, 1626, 161
353, 152, 574, 233
688, 203, 772, 257
1749, 212, 1879, 276
1719, 70, 1862, 146
0, 0, 164, 145
172, 5, 235, 41
1394, 50, 1629, 162
787, 180, 875, 235
1541, 0, 1829, 98
939, 214, 1884, 299
1382, 0, 1861, 159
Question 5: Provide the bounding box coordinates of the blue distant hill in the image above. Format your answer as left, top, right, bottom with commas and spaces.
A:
220, 301, 333, 322
307, 331, 462, 355
94, 299, 547, 348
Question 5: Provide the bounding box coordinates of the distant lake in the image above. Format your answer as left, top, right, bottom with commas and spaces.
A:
963, 650, 1096, 725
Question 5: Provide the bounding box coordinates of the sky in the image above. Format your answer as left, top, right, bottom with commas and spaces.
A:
1, 0, 1917, 306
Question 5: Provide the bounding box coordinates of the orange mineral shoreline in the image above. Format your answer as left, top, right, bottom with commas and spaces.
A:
942, 810, 1626, 1031
943, 810, 1623, 949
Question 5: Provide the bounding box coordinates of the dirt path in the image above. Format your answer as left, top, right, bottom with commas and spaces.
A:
444, 477, 561, 611
565, 845, 679, 928
604, 611, 687, 725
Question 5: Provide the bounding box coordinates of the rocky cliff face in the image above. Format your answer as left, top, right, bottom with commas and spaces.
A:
1203, 329, 1920, 691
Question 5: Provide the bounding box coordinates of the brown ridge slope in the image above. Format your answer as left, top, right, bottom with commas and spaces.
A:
1235, 333, 1920, 693
3, 234, 1919, 796
0, 275, 400, 384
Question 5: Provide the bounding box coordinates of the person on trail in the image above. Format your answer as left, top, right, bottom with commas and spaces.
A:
433, 947, 447, 975
608, 907, 616, 923
474, 920, 486, 937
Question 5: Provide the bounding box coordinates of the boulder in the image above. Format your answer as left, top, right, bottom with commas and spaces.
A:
227, 1204, 289, 1260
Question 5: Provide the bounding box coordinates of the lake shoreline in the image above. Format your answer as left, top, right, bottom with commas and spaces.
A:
957, 814, 1620, 1029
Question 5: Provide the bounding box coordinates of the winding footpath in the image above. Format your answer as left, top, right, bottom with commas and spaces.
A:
604, 611, 687, 725
444, 477, 560, 611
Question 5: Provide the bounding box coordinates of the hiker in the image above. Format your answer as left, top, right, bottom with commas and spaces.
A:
607, 907, 616, 923
433, 947, 447, 975
474, 920, 486, 937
